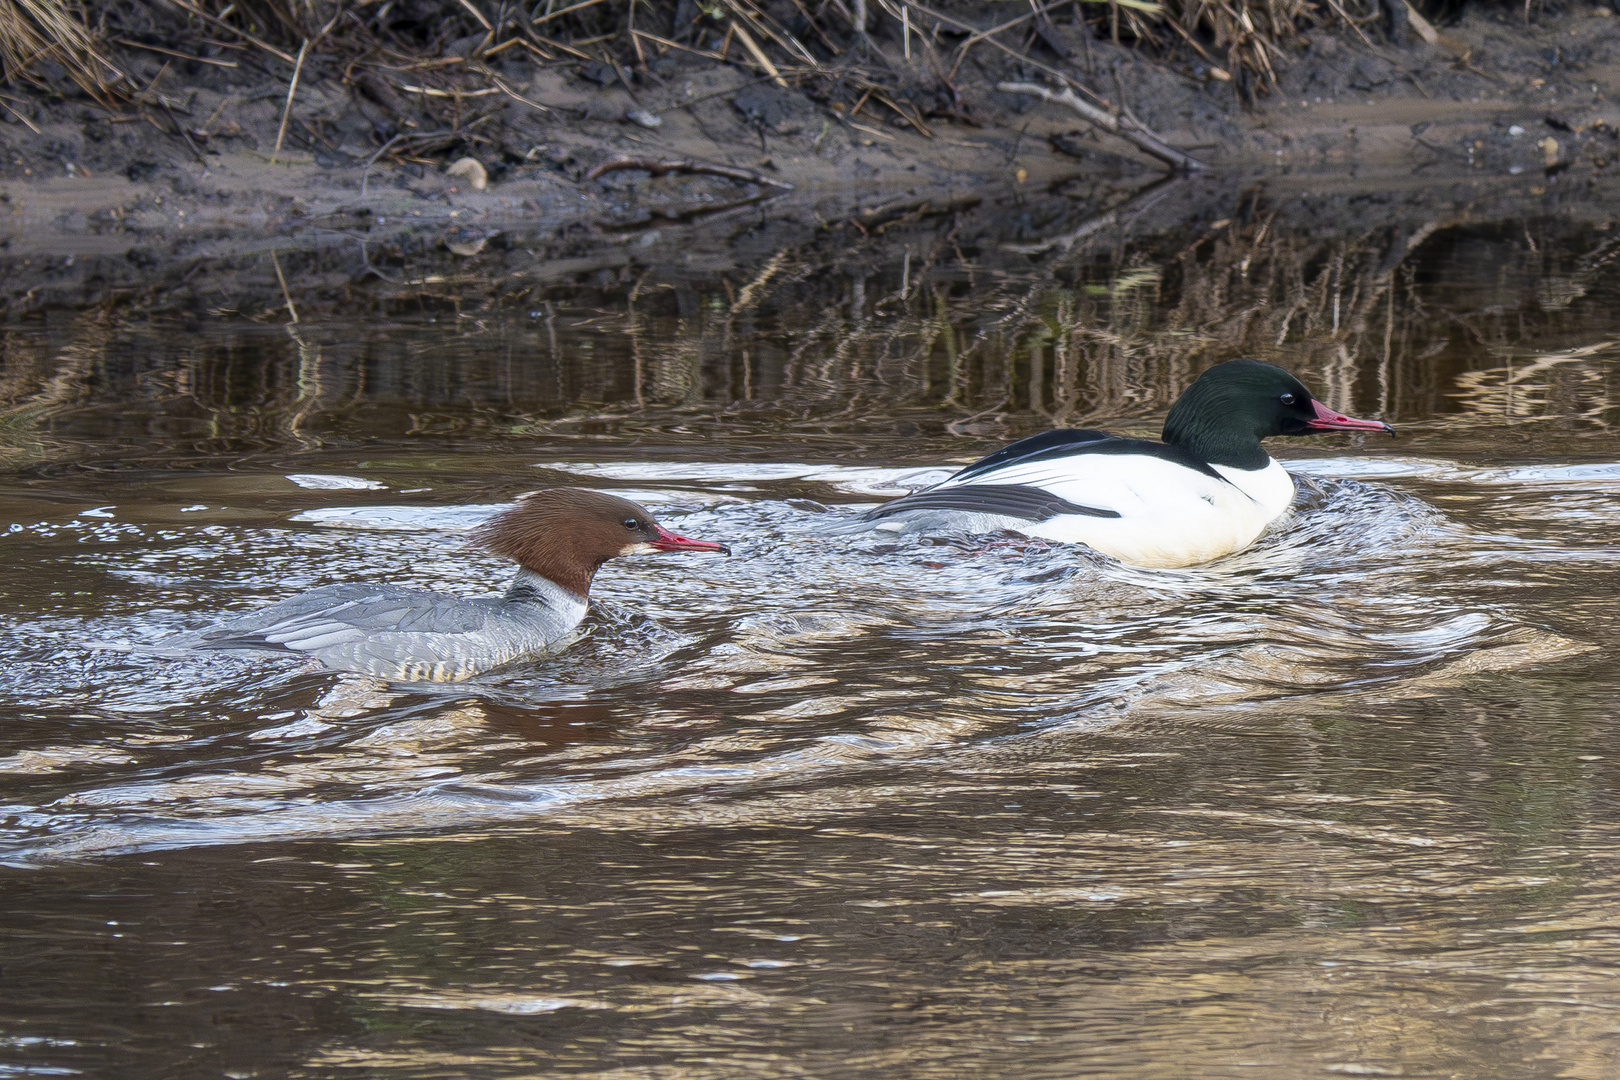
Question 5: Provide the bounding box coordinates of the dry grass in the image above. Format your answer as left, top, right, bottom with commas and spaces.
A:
0, 0, 123, 99
0, 0, 1394, 121
1164, 0, 1318, 90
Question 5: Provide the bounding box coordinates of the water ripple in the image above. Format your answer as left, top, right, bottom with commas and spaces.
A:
0, 457, 1607, 864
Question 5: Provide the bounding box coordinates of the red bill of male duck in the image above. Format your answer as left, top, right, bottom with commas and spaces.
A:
852, 358, 1394, 568
178, 488, 729, 682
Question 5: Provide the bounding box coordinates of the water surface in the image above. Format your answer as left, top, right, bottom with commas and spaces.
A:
3, 185, 1620, 1078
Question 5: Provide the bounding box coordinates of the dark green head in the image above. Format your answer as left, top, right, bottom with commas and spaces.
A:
1162, 358, 1394, 469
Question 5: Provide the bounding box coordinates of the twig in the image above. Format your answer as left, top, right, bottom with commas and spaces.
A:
785, 0, 844, 54
721, 0, 819, 66
160, 100, 208, 164
845, 118, 897, 141
587, 154, 793, 189
359, 130, 453, 197
631, 28, 726, 61
606, 54, 645, 107
361, 133, 405, 197
1156, 16, 1229, 79
996, 80, 1204, 173
950, 0, 1070, 61
628, 0, 645, 66
198, 94, 235, 133
871, 88, 932, 137
482, 35, 527, 57
160, 0, 297, 63
354, 238, 401, 283
0, 99, 40, 135
652, 74, 778, 115
850, 192, 980, 229
599, 189, 773, 232
456, 0, 493, 30
113, 38, 238, 68
270, 249, 299, 323
489, 75, 550, 112
1004, 173, 1177, 254
401, 84, 501, 96
532, 0, 612, 25
271, 39, 309, 165
729, 19, 787, 87
901, 0, 1111, 109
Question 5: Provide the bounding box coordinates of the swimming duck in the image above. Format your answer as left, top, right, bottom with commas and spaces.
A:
182, 488, 729, 681
854, 358, 1394, 568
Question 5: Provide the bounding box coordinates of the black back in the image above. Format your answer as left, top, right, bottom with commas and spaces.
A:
950, 429, 1228, 484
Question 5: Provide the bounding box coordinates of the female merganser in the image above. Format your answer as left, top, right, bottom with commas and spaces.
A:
855, 358, 1394, 568
183, 488, 729, 682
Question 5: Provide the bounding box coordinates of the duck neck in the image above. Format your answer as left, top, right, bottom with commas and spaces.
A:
503, 568, 590, 622
1162, 403, 1270, 471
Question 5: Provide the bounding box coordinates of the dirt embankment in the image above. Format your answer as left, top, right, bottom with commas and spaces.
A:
0, 3, 1616, 313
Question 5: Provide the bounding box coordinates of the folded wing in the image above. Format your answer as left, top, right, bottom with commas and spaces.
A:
862, 483, 1120, 523
196, 584, 489, 653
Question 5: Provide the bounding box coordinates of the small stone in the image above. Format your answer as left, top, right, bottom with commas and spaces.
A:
624, 109, 662, 129
445, 156, 488, 191
443, 225, 497, 256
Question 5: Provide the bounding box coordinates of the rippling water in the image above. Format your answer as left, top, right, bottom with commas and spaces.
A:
5, 194, 1620, 1077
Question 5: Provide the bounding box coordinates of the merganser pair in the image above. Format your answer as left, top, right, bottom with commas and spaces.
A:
181, 359, 1389, 682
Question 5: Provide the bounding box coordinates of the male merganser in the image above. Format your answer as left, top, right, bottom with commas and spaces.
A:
182, 488, 729, 682
855, 358, 1394, 568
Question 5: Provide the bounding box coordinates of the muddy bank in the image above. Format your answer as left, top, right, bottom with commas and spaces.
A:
2, 156, 1617, 479
0, 5, 1616, 312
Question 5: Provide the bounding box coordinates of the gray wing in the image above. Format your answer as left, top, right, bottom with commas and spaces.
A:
197, 584, 492, 654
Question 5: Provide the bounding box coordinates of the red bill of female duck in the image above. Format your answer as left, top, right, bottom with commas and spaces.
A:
855, 358, 1394, 568
180, 488, 729, 682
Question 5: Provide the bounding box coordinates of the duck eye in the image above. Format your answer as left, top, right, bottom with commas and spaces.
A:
622, 518, 639, 530
1279, 392, 1297, 406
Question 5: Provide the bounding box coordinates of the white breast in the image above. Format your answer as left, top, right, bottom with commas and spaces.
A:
944, 455, 1295, 568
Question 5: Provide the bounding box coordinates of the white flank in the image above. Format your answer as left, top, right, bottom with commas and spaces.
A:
926, 455, 1297, 568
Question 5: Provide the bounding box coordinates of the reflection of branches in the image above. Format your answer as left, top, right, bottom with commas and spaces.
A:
587, 154, 793, 190
506, 206, 1620, 435
0, 317, 104, 461
31, 184, 1606, 457
1007, 175, 1182, 255
1450, 343, 1616, 424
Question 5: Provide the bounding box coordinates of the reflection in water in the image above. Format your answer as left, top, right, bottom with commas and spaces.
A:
1, 190, 1620, 1078
0, 188, 1618, 465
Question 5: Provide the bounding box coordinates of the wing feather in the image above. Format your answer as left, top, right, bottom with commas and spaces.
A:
862, 483, 1120, 523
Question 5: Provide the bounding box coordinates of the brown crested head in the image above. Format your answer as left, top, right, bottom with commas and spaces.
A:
472, 488, 730, 598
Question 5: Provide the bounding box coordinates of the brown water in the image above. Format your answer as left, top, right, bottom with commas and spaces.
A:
3, 182, 1620, 1078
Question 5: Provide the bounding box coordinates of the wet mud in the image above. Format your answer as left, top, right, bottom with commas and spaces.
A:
0, 7, 1618, 315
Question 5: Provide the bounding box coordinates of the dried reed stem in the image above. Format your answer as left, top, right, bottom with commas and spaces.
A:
270, 39, 308, 166
159, 0, 296, 64
728, 19, 786, 87
270, 249, 299, 324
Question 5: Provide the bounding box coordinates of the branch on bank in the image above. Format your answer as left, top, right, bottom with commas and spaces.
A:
996, 81, 1204, 173
586, 155, 794, 190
